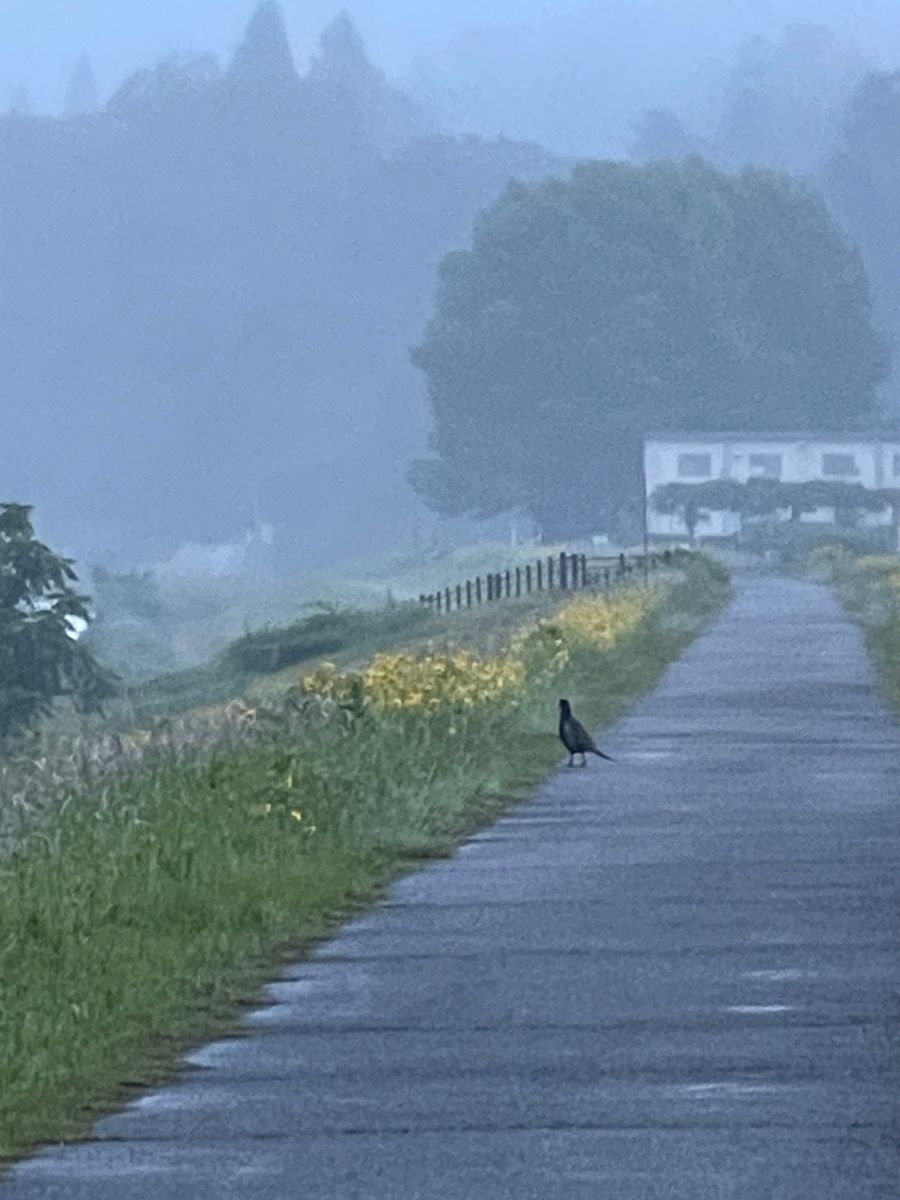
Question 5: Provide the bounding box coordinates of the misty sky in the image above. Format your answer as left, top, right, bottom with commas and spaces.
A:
4, 0, 900, 580
6, 0, 900, 148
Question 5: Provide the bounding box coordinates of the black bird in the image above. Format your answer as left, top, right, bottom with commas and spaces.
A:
558, 698, 614, 767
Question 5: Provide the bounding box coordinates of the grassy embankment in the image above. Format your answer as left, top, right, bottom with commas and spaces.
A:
93, 538, 593, 721
807, 545, 900, 708
0, 553, 729, 1164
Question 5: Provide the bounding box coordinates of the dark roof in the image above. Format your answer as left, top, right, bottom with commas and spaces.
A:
644, 431, 900, 444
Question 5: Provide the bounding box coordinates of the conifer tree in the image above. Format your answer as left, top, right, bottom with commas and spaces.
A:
306, 10, 426, 151
64, 54, 99, 116
228, 0, 298, 93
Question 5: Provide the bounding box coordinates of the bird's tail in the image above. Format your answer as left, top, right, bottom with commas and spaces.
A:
592, 748, 614, 761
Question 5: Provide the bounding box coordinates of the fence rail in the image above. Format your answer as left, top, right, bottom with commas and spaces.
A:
418, 549, 673, 614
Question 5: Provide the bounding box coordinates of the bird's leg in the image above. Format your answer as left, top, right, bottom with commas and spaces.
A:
567, 753, 575, 768
579, 752, 588, 767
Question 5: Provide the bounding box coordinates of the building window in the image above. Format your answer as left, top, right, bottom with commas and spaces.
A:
821, 453, 859, 476
677, 452, 712, 478
748, 453, 782, 479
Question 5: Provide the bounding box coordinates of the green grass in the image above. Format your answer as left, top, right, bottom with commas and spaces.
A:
64, 541, 657, 730
0, 556, 729, 1165
221, 604, 434, 675
807, 547, 900, 710
86, 538, 596, 697
94, 582, 634, 727
92, 602, 438, 727
244, 588, 601, 705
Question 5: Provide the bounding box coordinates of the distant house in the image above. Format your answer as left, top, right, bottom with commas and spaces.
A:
644, 432, 900, 541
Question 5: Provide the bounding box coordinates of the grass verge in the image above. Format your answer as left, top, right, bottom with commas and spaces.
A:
806, 545, 900, 709
105, 602, 438, 726
0, 554, 729, 1165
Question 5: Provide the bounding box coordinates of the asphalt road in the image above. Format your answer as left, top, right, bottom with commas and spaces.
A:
4, 576, 899, 1198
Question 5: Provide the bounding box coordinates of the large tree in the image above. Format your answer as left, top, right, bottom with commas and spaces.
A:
822, 72, 900, 408
411, 158, 888, 539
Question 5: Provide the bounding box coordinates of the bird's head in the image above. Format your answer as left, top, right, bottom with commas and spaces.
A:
559, 698, 571, 716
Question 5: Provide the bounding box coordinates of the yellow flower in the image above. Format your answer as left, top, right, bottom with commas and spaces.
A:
297, 583, 668, 721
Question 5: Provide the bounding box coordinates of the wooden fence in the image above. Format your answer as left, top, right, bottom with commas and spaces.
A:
418, 549, 673, 614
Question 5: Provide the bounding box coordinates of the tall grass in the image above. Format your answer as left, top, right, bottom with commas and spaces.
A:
0, 555, 729, 1164
807, 546, 900, 708
114, 602, 435, 724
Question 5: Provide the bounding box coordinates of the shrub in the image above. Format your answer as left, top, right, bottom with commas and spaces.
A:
221, 605, 431, 676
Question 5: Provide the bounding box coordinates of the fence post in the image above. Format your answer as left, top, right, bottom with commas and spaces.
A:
496, 573, 503, 600
580, 554, 588, 587
436, 590, 442, 613
559, 551, 568, 590
547, 556, 555, 590
476, 577, 482, 604
466, 580, 473, 608
604, 567, 610, 588
445, 586, 452, 612
515, 566, 522, 597
505, 569, 512, 598
537, 560, 543, 590
487, 574, 494, 602
526, 564, 532, 593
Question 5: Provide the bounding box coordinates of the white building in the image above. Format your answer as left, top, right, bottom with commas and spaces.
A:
644, 432, 900, 541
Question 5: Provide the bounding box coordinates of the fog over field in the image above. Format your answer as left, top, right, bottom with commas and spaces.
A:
3, 0, 900, 664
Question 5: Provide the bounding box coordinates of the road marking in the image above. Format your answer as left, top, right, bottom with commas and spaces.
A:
742, 968, 807, 981
680, 1082, 783, 1096
725, 1004, 795, 1014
